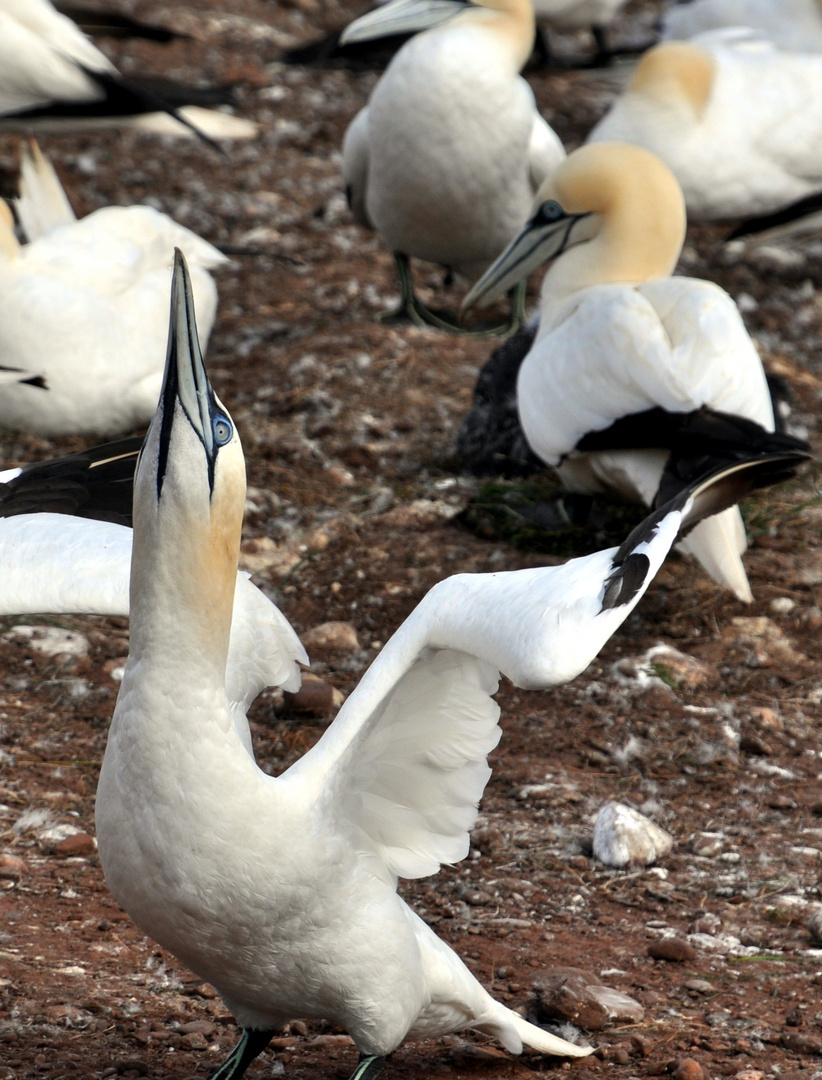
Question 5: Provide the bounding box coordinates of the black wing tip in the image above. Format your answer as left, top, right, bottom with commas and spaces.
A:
600, 552, 651, 612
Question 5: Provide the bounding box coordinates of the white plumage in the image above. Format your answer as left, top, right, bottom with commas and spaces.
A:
90, 251, 745, 1080
0, 142, 226, 436
462, 142, 791, 603
661, 0, 822, 54
588, 32, 822, 220
341, 0, 565, 326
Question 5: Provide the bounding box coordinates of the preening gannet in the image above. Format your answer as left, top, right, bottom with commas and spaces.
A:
462, 142, 811, 602
0, 142, 226, 437
587, 34, 822, 221
0, 0, 256, 142
661, 0, 822, 54
341, 0, 565, 332
92, 250, 794, 1080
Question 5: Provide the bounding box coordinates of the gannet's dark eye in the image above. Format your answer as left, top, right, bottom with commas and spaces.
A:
536, 200, 564, 224
213, 416, 232, 445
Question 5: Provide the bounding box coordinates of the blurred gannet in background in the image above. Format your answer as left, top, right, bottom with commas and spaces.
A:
587, 34, 822, 221
462, 142, 811, 602
85, 251, 792, 1080
661, 0, 822, 54
341, 0, 565, 332
0, 0, 257, 142
532, 0, 629, 61
0, 141, 226, 437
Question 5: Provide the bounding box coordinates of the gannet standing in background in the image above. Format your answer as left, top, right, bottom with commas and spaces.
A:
0, 142, 226, 437
587, 34, 822, 221
91, 251, 795, 1080
661, 0, 822, 54
341, 0, 565, 332
462, 142, 811, 602
0, 0, 257, 141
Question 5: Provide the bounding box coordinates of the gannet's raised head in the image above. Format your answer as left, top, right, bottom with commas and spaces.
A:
462, 142, 687, 311
130, 249, 244, 671
341, 0, 534, 68
629, 41, 715, 120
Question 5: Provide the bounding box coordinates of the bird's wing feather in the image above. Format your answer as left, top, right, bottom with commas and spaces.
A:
342, 107, 373, 229
283, 504, 683, 883
15, 140, 76, 240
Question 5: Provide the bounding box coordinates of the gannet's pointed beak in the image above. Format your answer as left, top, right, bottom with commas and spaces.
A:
340, 0, 470, 44
154, 248, 233, 499
461, 202, 595, 312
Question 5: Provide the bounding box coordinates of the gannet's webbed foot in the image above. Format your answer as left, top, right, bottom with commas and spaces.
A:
377, 252, 462, 331
380, 253, 524, 337
350, 1053, 386, 1080
208, 1028, 277, 1080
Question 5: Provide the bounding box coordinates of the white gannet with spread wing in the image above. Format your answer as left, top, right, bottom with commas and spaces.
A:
462, 142, 810, 602
587, 34, 822, 221
661, 0, 822, 54
0, 0, 257, 140
0, 141, 226, 437
89, 251, 796, 1080
341, 0, 565, 332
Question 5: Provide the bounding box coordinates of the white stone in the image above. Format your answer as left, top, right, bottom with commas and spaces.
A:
592, 801, 674, 868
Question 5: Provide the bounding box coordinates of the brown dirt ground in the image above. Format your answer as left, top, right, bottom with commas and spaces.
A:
3, 3, 822, 1080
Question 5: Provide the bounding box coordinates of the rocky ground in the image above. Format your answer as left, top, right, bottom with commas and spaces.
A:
2, 2, 822, 1080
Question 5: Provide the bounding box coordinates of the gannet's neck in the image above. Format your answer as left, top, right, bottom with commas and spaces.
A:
128, 441, 244, 692
540, 142, 686, 316
630, 41, 716, 121
437, 0, 535, 72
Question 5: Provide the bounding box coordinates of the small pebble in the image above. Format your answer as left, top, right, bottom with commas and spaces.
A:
52, 832, 97, 858
282, 674, 344, 716
301, 621, 360, 651
672, 1059, 704, 1080
0, 853, 27, 879
648, 938, 696, 963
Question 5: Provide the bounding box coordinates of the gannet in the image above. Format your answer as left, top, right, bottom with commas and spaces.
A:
92, 251, 804, 1080
661, 0, 822, 54
0, 0, 256, 141
0, 141, 226, 437
587, 33, 822, 221
341, 0, 565, 332
462, 142, 811, 602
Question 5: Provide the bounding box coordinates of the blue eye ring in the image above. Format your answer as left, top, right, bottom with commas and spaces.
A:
213, 416, 233, 445
537, 200, 563, 224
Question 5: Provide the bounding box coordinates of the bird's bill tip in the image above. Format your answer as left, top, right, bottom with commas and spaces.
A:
461, 245, 527, 313
340, 0, 467, 44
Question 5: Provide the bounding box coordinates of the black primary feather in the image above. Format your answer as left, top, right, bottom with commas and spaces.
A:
0, 437, 142, 526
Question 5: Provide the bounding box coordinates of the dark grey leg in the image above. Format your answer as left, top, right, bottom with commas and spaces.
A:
208, 1028, 276, 1080
349, 1054, 386, 1080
